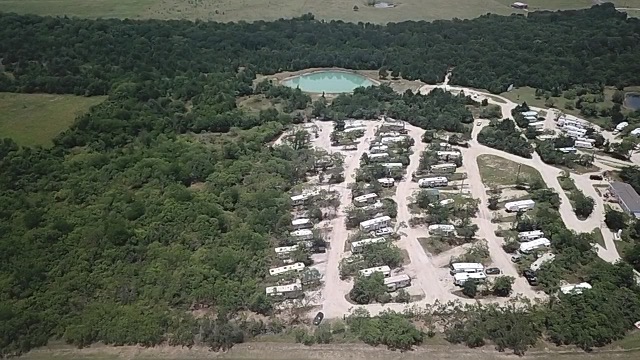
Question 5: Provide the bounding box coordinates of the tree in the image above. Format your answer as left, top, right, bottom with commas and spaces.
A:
604, 208, 627, 231
573, 192, 595, 219
378, 67, 388, 79
462, 280, 478, 298
488, 195, 499, 210
314, 324, 333, 343
395, 289, 411, 303
612, 90, 625, 104
349, 273, 387, 304
492, 276, 514, 297
390, 70, 400, 79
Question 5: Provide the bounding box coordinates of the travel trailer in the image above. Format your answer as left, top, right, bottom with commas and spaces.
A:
505, 199, 535, 212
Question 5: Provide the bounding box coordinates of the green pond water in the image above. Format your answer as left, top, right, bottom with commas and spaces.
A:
282, 71, 374, 93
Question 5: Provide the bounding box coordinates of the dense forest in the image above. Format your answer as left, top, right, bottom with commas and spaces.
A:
0, 4, 640, 94
2, 3, 640, 357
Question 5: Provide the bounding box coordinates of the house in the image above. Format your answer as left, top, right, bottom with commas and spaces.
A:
560, 282, 592, 295
359, 265, 391, 278
574, 140, 593, 149
354, 193, 378, 204
428, 224, 456, 236
291, 218, 312, 230
368, 152, 389, 162
436, 151, 461, 160
275, 245, 299, 259
360, 216, 391, 231
505, 199, 535, 212
290, 229, 314, 241
269, 262, 305, 276
418, 176, 448, 188
384, 274, 411, 291
351, 237, 386, 253
265, 279, 303, 298
381, 162, 404, 169
609, 182, 640, 218
378, 177, 395, 187
429, 163, 457, 174
518, 230, 544, 242
519, 238, 551, 254
370, 145, 389, 154
530, 253, 555, 272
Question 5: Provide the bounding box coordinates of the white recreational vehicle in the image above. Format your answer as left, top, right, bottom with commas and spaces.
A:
381, 162, 404, 169
275, 245, 299, 258
449, 262, 484, 275
521, 110, 539, 118
370, 145, 389, 154
557, 147, 577, 154
265, 279, 303, 298
530, 253, 555, 272
359, 265, 391, 278
351, 237, 386, 253
519, 238, 551, 254
429, 163, 457, 174
528, 121, 545, 131
380, 136, 408, 144
436, 151, 461, 160
368, 152, 389, 162
361, 200, 384, 212
560, 282, 592, 295
418, 176, 448, 188
505, 199, 535, 212
269, 262, 305, 276
291, 218, 312, 230
354, 193, 378, 204
574, 140, 593, 149
384, 274, 411, 292
440, 198, 455, 206
428, 224, 456, 236
453, 272, 487, 286
614, 121, 629, 134
518, 230, 545, 242
359, 216, 391, 231
290, 229, 314, 241
378, 177, 395, 187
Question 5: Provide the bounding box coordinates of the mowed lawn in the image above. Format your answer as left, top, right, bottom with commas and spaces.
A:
477, 154, 543, 187
0, 93, 105, 146
2, 0, 640, 23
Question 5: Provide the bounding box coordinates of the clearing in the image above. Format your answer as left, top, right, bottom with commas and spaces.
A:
3, 0, 640, 23
0, 92, 105, 146
477, 154, 544, 187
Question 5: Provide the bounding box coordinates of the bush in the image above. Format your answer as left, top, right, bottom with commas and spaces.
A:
462, 280, 478, 298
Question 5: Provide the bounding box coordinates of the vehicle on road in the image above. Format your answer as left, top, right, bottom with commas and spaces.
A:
523, 269, 538, 286
476, 121, 482, 126
511, 254, 522, 263
486, 267, 501, 275
313, 312, 324, 325
589, 174, 603, 181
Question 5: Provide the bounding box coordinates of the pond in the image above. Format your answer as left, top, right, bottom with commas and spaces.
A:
282, 71, 375, 93
625, 93, 640, 110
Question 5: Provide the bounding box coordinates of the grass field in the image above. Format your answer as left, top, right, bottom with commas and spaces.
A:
0, 92, 105, 146
477, 154, 544, 187
2, 0, 640, 23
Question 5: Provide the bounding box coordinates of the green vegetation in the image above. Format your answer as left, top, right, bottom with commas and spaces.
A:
477, 154, 543, 186
349, 273, 389, 304
0, 93, 105, 146
557, 173, 595, 219
477, 119, 533, 158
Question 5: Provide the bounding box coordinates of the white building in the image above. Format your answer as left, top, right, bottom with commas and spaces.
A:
265, 279, 302, 298
418, 177, 448, 188
453, 272, 487, 286
530, 253, 555, 272
290, 229, 314, 241
384, 274, 411, 291
430, 163, 457, 174
269, 262, 305, 276
354, 193, 378, 204
519, 238, 551, 254
436, 151, 461, 160
370, 145, 389, 153
359, 216, 391, 231
381, 162, 404, 169
505, 199, 535, 212
521, 110, 538, 117
428, 224, 456, 236
574, 140, 593, 149
518, 230, 544, 242
359, 265, 391, 278
291, 218, 312, 230
378, 177, 395, 187
351, 237, 386, 253
560, 282, 592, 295
368, 152, 389, 161
275, 245, 299, 258
449, 262, 484, 275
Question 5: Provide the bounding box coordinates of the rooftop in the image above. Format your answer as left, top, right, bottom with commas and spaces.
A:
610, 182, 640, 214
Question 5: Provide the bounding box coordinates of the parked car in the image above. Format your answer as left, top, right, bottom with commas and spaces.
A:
523, 269, 538, 286
511, 254, 522, 263
589, 174, 603, 181
313, 312, 324, 326
476, 121, 482, 126
486, 267, 501, 275
374, 227, 394, 236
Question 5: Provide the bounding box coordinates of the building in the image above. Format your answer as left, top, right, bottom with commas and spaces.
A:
454, 272, 487, 286
519, 238, 551, 254
505, 199, 535, 212
275, 245, 299, 258
265, 279, 303, 298
354, 193, 378, 204
418, 176, 448, 188
449, 262, 484, 275
360, 216, 392, 231
359, 265, 391, 278
557, 147, 577, 154
560, 282, 592, 295
381, 162, 404, 169
609, 182, 640, 218
574, 140, 593, 149
292, 218, 312, 230
518, 230, 544, 242
269, 262, 305, 276
430, 163, 457, 174
351, 237, 386, 253
378, 177, 395, 187
530, 253, 555, 272
384, 274, 411, 291
290, 229, 314, 241
368, 152, 389, 162
370, 145, 389, 154
436, 151, 461, 160
428, 224, 456, 236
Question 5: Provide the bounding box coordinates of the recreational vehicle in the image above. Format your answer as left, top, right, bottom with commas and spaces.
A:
557, 147, 577, 154
518, 230, 544, 242
269, 262, 305, 276
354, 193, 378, 204
429, 163, 457, 174
350, 237, 386, 253
291, 218, 312, 230
530, 253, 555, 272
428, 224, 456, 236
378, 178, 395, 187
519, 238, 551, 254
370, 145, 389, 154
505, 199, 535, 212
368, 152, 389, 162
384, 274, 411, 292
574, 140, 593, 149
275, 245, 299, 259
359, 216, 391, 231
359, 265, 391, 278
265, 279, 303, 298
418, 177, 448, 188
560, 282, 592, 295
449, 262, 484, 275
436, 151, 461, 160
528, 121, 545, 131
290, 229, 314, 241
380, 136, 408, 144
521, 110, 539, 118
381, 162, 404, 169
453, 272, 487, 286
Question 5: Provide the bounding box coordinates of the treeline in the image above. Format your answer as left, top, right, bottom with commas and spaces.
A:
0, 4, 640, 94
